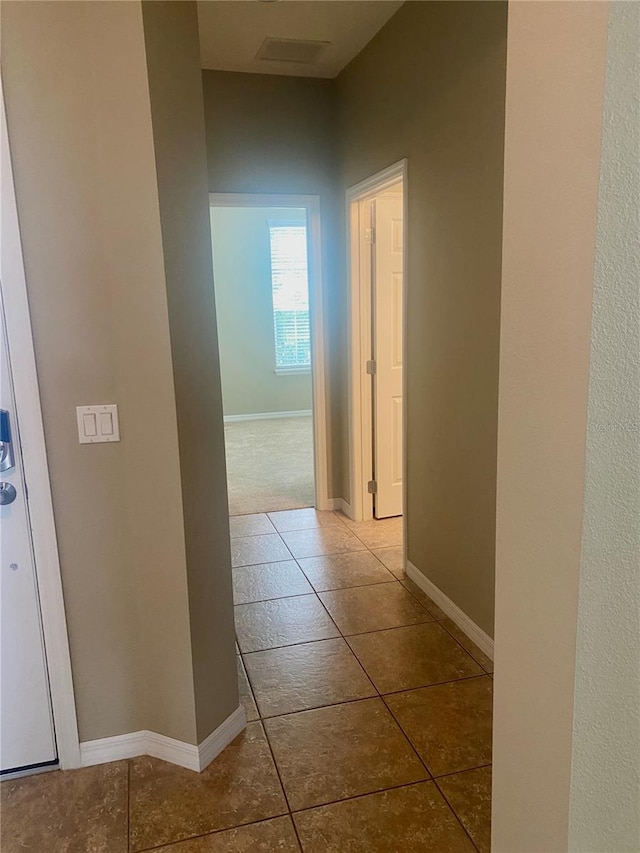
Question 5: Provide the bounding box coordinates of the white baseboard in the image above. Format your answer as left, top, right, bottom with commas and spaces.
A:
79, 706, 246, 772
406, 560, 494, 660
80, 731, 148, 767
197, 706, 247, 771
324, 497, 353, 517
224, 410, 311, 424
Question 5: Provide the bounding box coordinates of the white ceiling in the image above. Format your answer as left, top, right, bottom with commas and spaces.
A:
197, 1, 404, 79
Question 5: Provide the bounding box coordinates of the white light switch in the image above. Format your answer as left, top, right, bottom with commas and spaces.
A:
76, 405, 120, 444
83, 413, 97, 437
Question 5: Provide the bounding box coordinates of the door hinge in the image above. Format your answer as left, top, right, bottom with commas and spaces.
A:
365, 227, 376, 245
366, 360, 376, 375
367, 480, 377, 495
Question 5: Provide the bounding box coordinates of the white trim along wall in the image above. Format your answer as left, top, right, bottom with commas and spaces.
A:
223, 409, 312, 424
210, 193, 330, 511
406, 561, 494, 660
79, 706, 246, 773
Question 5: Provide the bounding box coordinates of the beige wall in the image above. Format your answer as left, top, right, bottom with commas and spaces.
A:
568, 3, 640, 849
3, 0, 237, 746
338, 0, 508, 637
141, 0, 238, 743
492, 2, 609, 850
201, 71, 344, 498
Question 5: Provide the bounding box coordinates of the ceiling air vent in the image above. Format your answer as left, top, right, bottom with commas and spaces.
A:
257, 37, 329, 65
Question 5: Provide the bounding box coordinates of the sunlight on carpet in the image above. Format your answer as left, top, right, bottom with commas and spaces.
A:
224, 416, 314, 515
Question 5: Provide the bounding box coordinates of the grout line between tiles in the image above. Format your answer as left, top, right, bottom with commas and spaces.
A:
438, 619, 494, 674
398, 576, 449, 622
294, 574, 400, 594
240, 655, 490, 715
232, 557, 409, 605
289, 810, 304, 851
229, 529, 278, 540
124, 763, 491, 853
288, 777, 448, 816
234, 572, 438, 640
234, 590, 316, 607
135, 775, 480, 853
433, 775, 483, 853
237, 613, 445, 655
258, 719, 305, 852
379, 693, 434, 780
240, 661, 488, 722
434, 762, 492, 781
134, 813, 293, 853
232, 556, 294, 570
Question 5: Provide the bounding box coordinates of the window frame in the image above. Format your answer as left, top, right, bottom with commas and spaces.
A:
267, 218, 312, 374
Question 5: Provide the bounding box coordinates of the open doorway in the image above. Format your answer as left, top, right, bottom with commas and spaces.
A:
346, 161, 407, 523
209, 193, 328, 516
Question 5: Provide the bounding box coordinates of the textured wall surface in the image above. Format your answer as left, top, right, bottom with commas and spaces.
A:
569, 4, 640, 849
492, 2, 608, 849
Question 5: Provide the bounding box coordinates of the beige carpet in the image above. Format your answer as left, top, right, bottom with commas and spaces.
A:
224, 416, 314, 516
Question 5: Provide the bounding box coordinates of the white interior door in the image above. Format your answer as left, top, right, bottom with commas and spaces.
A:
0, 299, 57, 773
372, 192, 404, 518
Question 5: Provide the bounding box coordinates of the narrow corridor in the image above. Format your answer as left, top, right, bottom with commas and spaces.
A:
1, 510, 493, 852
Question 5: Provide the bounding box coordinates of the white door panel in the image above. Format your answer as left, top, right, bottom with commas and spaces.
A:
0, 299, 56, 773
373, 194, 404, 518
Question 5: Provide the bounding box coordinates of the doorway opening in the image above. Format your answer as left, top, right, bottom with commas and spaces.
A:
209, 194, 328, 516
346, 161, 407, 523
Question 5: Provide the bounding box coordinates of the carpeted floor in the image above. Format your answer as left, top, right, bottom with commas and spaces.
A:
224, 416, 314, 515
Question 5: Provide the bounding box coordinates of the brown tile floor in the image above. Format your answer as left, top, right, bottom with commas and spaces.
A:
0, 510, 493, 853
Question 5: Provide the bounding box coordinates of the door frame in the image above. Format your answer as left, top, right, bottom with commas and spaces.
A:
208, 193, 330, 512
346, 160, 408, 522
1, 88, 81, 771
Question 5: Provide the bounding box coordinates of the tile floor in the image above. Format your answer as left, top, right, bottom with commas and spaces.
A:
1, 509, 493, 853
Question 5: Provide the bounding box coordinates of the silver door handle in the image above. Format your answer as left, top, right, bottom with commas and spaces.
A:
0, 410, 15, 473
0, 482, 17, 505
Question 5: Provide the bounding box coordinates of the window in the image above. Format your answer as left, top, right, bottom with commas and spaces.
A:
269, 222, 311, 373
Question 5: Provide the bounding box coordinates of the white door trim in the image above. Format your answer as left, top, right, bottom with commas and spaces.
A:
209, 193, 330, 511
345, 160, 408, 523
1, 87, 81, 770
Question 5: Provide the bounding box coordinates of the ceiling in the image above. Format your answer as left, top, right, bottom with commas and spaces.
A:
197, 1, 404, 79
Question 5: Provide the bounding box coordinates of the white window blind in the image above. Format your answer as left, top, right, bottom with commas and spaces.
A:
269, 223, 311, 371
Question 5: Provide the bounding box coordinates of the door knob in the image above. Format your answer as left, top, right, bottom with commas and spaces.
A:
0, 410, 15, 473
0, 482, 17, 505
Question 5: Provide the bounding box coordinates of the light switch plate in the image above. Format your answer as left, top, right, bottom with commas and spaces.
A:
76, 405, 120, 444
